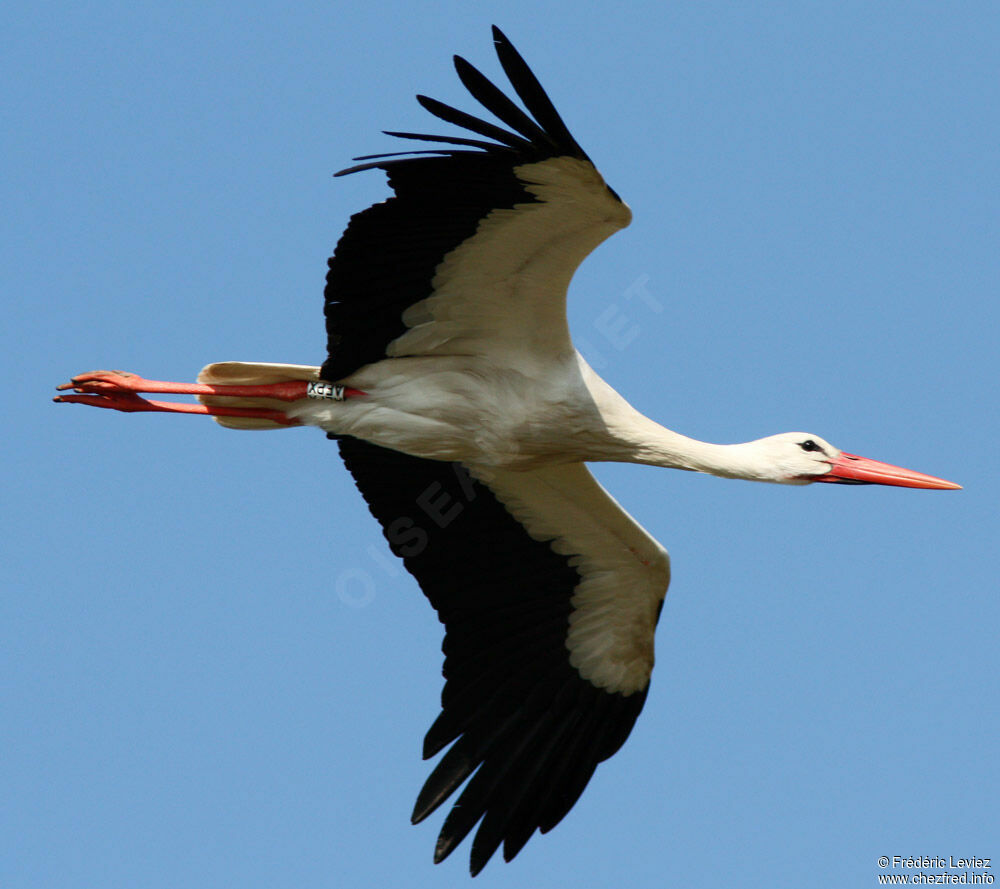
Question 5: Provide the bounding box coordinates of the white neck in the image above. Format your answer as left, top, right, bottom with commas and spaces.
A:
582, 366, 779, 482
613, 413, 776, 481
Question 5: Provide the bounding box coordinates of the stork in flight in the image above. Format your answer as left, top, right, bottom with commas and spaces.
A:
56, 27, 959, 875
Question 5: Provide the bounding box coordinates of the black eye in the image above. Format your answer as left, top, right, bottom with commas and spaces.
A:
800, 439, 821, 453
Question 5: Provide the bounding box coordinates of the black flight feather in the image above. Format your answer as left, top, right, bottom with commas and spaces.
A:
337, 440, 652, 873
415, 94, 536, 151
452, 54, 554, 148
490, 26, 586, 159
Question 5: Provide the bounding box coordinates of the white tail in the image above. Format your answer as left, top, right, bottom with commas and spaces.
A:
196, 362, 321, 429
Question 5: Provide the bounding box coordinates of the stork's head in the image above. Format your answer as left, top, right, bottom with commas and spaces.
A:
753, 432, 961, 489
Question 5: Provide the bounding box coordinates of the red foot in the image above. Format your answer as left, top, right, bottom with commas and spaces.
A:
54, 369, 147, 395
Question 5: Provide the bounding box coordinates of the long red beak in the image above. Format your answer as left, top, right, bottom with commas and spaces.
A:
816, 452, 961, 489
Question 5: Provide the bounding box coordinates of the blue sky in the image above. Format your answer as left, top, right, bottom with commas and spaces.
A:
4, 2, 997, 887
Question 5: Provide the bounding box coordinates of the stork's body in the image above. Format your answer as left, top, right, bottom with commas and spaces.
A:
56, 28, 958, 876
282, 353, 677, 469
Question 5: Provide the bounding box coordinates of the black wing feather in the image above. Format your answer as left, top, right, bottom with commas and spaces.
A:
321, 26, 595, 382
452, 55, 554, 148
337, 440, 651, 872
415, 94, 537, 152
381, 129, 508, 151
490, 26, 586, 159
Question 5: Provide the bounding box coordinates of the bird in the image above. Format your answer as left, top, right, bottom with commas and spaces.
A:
55, 26, 960, 876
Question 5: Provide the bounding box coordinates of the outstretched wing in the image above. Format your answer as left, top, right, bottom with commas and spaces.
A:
322, 26, 631, 382
339, 440, 669, 874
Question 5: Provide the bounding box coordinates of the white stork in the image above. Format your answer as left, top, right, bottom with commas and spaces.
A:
56, 27, 960, 875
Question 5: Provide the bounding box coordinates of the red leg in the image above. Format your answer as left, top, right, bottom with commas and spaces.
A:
54, 388, 302, 425
55, 369, 366, 424
55, 370, 312, 401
